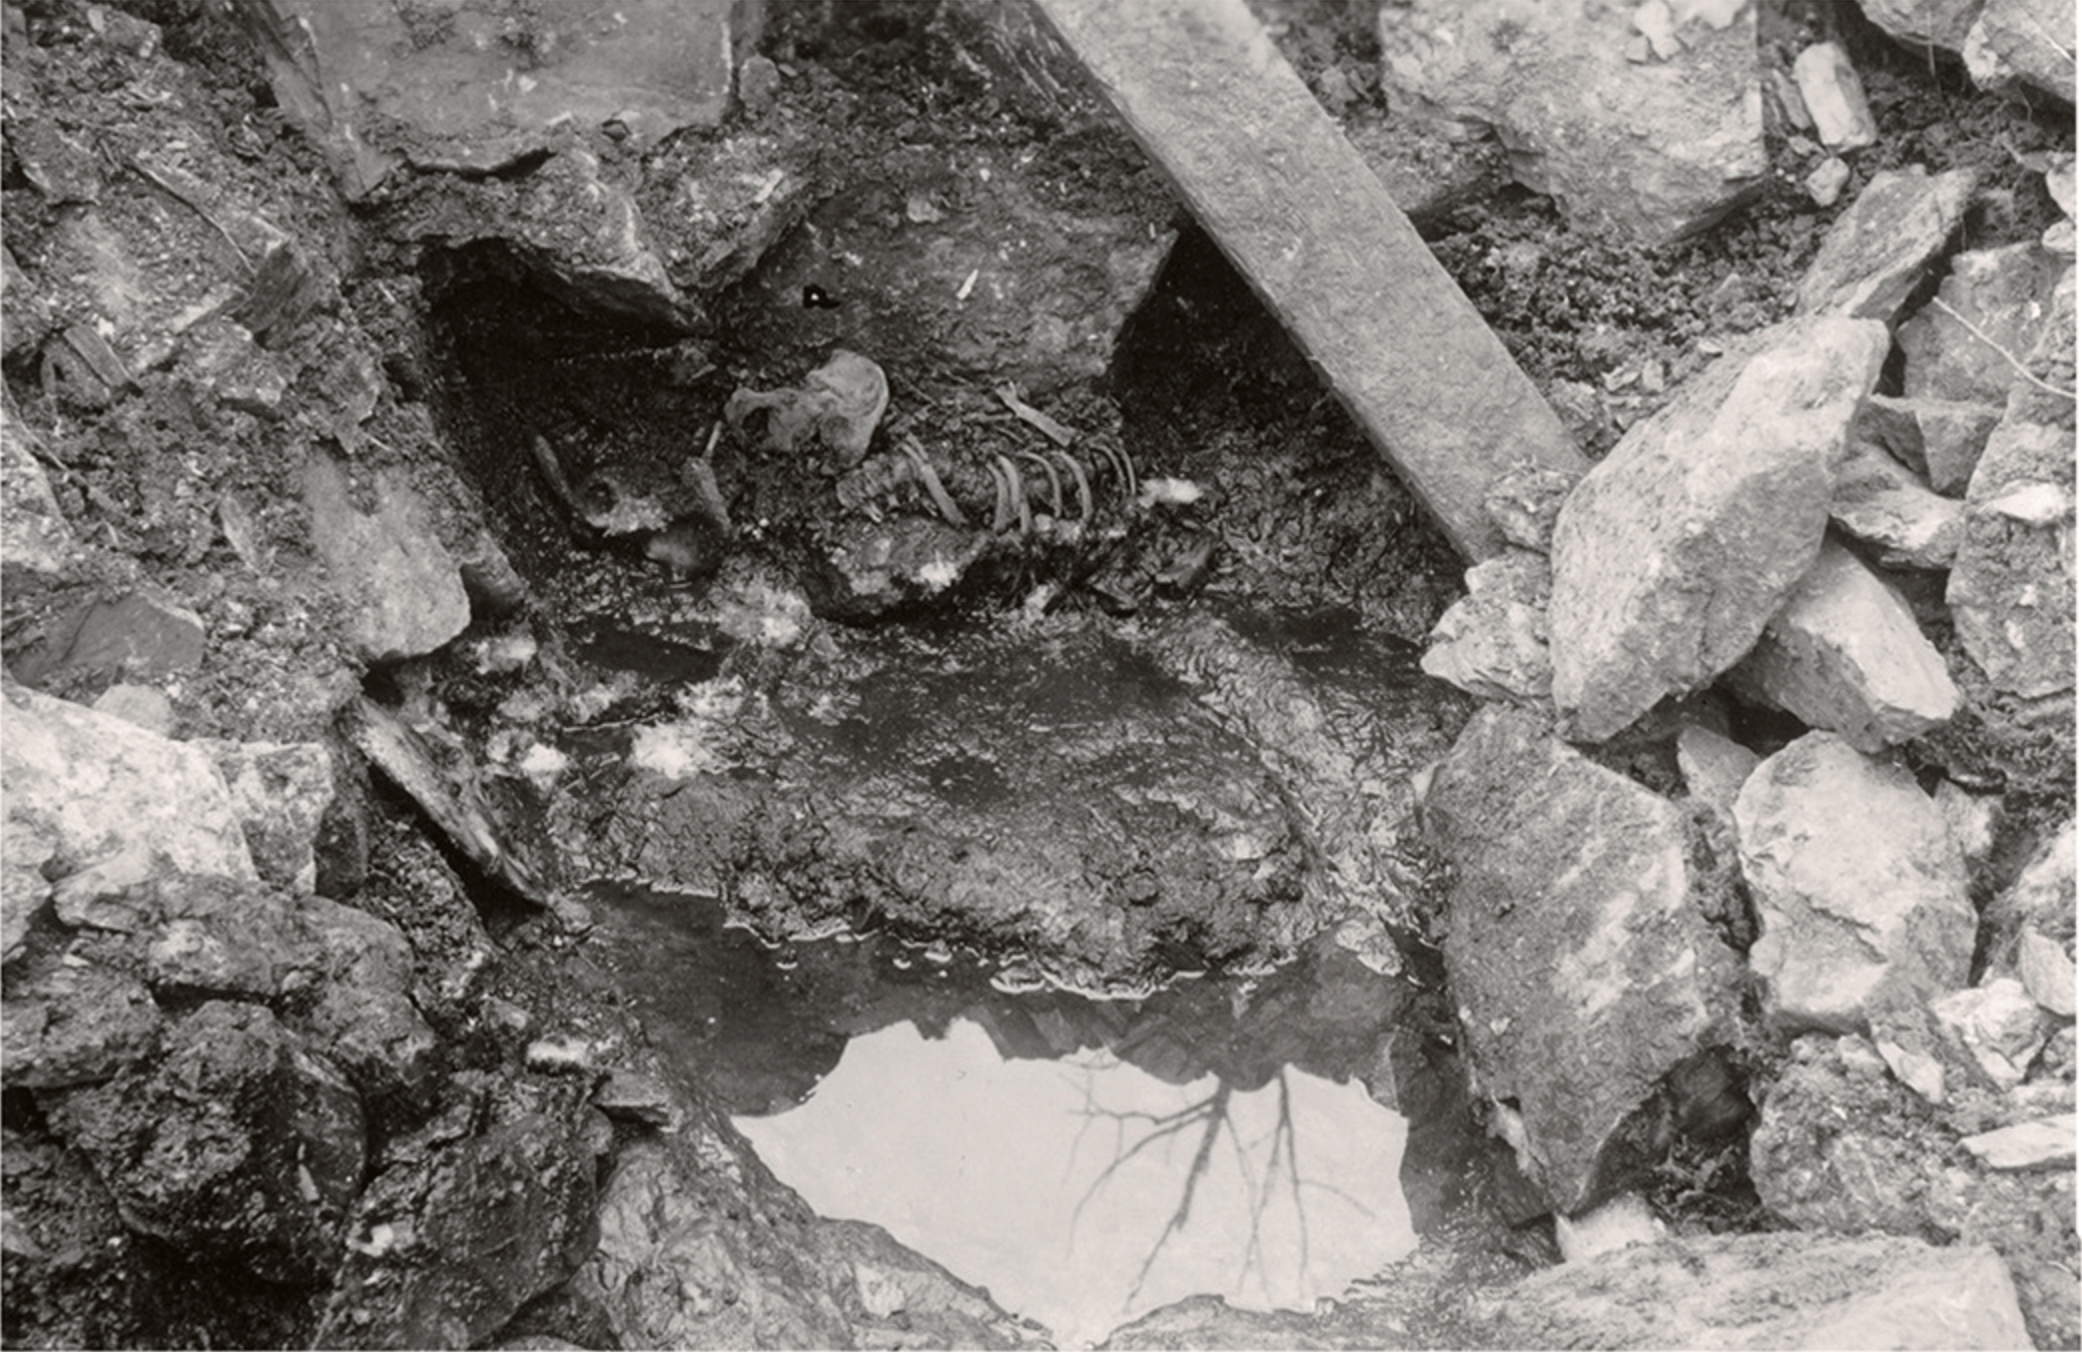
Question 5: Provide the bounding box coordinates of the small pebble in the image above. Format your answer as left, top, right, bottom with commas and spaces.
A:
1805, 156, 1852, 208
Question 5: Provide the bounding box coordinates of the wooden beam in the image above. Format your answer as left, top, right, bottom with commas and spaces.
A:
1030, 0, 1587, 560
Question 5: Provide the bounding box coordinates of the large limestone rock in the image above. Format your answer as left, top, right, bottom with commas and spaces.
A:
2, 680, 257, 885
1945, 266, 2076, 698
303, 454, 471, 666
1725, 539, 1959, 752
233, 0, 746, 197
1734, 733, 1974, 1034
1795, 166, 1979, 321
1375, 0, 1764, 244
1549, 317, 1890, 742
1424, 707, 1741, 1215
1468, 1230, 2033, 1351
1899, 242, 2067, 405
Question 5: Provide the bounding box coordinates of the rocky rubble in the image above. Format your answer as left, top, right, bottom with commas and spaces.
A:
1414, 59, 2077, 1342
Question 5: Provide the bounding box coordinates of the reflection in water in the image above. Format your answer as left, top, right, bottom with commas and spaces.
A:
590, 883, 1473, 1348
734, 1018, 1414, 1350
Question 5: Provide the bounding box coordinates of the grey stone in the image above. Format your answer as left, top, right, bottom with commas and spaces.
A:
2, 960, 163, 1089
1376, 0, 1764, 244
1930, 979, 2048, 1089
1425, 707, 1741, 1214
303, 454, 470, 666
1549, 317, 1890, 742
1803, 155, 1850, 208
1748, 1035, 2079, 1347
45, 1000, 365, 1284
1830, 434, 1966, 567
1963, 1115, 2079, 1170
1, 395, 73, 576
1735, 733, 1974, 1034
1948, 414, 2076, 698
235, 0, 744, 197
1855, 0, 1984, 51
505, 149, 688, 328
1900, 243, 2066, 405
90, 684, 175, 736
2016, 928, 2077, 1016
1470, 1230, 2032, 1351
2, 680, 257, 884
1675, 725, 1758, 817
176, 317, 288, 416
1965, 0, 2077, 101
1724, 540, 1958, 753
1481, 461, 1579, 552
1936, 780, 2001, 871
48, 840, 159, 932
1988, 821, 2079, 979
1792, 42, 1879, 150
1, 816, 57, 963
145, 875, 319, 1001
293, 895, 440, 1107
1796, 166, 1979, 321
201, 740, 335, 894
1420, 550, 1552, 704
1863, 394, 2004, 497
320, 1107, 598, 1350
12, 592, 206, 691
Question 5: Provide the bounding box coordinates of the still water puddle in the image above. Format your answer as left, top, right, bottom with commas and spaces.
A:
736, 1018, 1413, 1349
592, 885, 1428, 1348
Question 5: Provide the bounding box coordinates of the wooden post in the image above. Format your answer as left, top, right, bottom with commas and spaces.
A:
1030, 0, 1587, 560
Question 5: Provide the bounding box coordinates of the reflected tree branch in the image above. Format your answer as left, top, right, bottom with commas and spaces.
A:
1069, 1067, 1379, 1313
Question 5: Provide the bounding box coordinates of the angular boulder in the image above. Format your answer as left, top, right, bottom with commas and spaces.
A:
1899, 242, 2066, 405
234, 0, 745, 196
201, 740, 335, 894
1425, 706, 1742, 1214
1965, 0, 2077, 102
1375, 0, 1764, 244
1946, 388, 2076, 700
2, 681, 257, 883
303, 454, 471, 666
1829, 435, 1966, 567
1725, 539, 1960, 752
1549, 317, 1890, 742
1795, 165, 1978, 322
1469, 1230, 2032, 1351
1861, 394, 2004, 497
43, 1000, 366, 1284
1735, 733, 1974, 1033
1420, 550, 1552, 703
